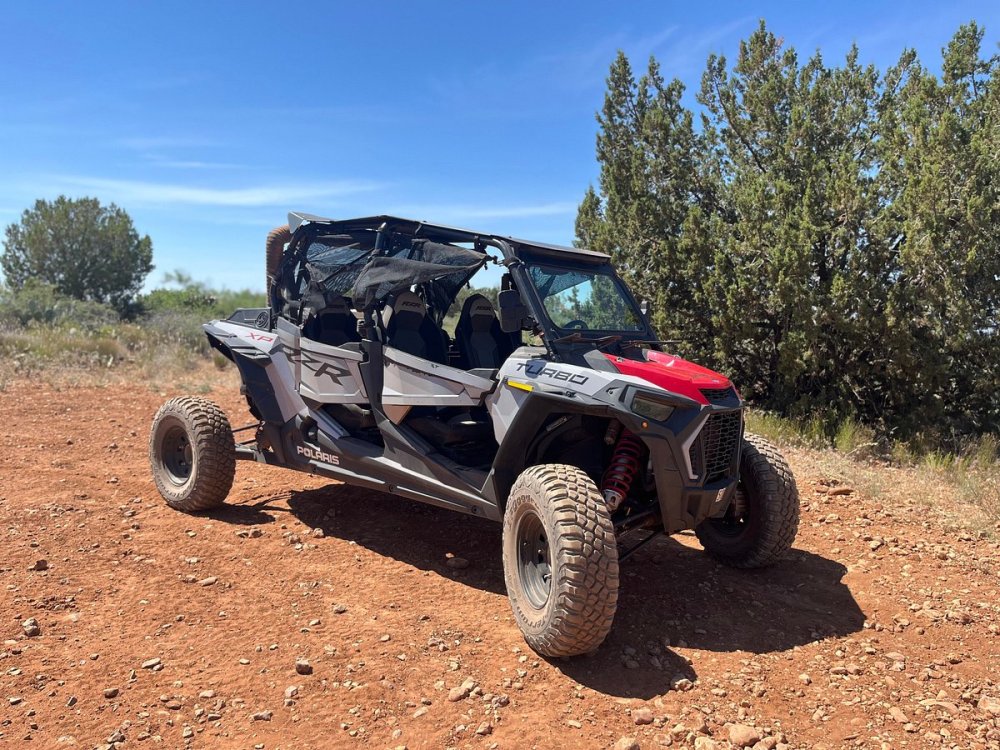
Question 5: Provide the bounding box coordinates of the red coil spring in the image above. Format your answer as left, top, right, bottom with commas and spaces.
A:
601, 429, 644, 508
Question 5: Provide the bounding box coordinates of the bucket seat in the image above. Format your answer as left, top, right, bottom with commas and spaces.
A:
381, 290, 448, 364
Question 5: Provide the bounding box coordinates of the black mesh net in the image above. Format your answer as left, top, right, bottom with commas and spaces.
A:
351, 239, 485, 310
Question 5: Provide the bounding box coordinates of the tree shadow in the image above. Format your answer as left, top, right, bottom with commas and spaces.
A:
271, 483, 863, 699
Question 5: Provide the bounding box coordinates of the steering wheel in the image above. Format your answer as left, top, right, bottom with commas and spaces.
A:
564, 320, 587, 330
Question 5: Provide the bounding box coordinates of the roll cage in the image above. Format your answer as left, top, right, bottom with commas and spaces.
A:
272, 213, 659, 360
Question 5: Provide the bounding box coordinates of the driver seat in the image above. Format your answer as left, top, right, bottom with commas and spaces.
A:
454, 294, 515, 369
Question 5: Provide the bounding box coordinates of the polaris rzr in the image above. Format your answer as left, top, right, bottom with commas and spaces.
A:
149, 213, 799, 657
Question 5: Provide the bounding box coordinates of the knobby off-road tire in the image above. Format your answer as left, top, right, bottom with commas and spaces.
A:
502, 464, 619, 657
695, 433, 799, 568
149, 397, 235, 512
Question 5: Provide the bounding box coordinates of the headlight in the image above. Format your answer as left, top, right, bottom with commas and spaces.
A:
631, 393, 674, 422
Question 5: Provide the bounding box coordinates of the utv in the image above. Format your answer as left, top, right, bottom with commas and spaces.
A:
149, 213, 799, 657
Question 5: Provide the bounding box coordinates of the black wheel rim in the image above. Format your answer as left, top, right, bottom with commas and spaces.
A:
516, 510, 552, 609
161, 422, 193, 484
709, 484, 749, 537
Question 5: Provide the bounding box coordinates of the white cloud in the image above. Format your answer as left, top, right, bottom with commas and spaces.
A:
41, 175, 383, 208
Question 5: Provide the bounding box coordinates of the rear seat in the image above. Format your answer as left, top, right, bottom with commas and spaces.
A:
381, 290, 448, 364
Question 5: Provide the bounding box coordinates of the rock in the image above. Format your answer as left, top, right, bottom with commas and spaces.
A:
332, 603, 348, 614
445, 556, 469, 570
28, 559, 48, 571
694, 739, 718, 750
21, 618, 40, 637
447, 678, 477, 702
475, 722, 493, 736
295, 659, 313, 676
614, 737, 640, 750
107, 730, 126, 743
729, 724, 762, 748
9, 696, 22, 705
199, 690, 215, 699
889, 707, 908, 723
197, 576, 217, 587
828, 486, 854, 496
632, 707, 654, 725
182, 726, 194, 739
566, 719, 582, 728
798, 673, 812, 685
284, 685, 299, 699
978, 695, 1000, 716
412, 706, 428, 718
103, 688, 119, 699
141, 658, 161, 669
251, 710, 273, 721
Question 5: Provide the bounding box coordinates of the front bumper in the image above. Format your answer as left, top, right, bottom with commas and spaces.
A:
619, 403, 744, 534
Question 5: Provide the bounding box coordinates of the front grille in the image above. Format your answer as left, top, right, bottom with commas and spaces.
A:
689, 411, 742, 484
700, 386, 737, 405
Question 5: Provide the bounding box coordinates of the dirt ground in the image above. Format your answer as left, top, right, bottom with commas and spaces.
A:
1, 370, 999, 750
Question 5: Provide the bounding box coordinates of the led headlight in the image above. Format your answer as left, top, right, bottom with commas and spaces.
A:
631, 393, 674, 422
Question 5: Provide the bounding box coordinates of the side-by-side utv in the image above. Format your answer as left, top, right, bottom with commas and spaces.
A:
149, 213, 799, 657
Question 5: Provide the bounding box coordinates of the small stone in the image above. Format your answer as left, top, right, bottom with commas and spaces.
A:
251, 710, 273, 721
979, 696, 1000, 716
566, 719, 583, 728
475, 722, 492, 736
889, 707, 908, 723
694, 739, 718, 750
828, 486, 854, 496
9, 696, 23, 705
29, 560, 48, 572
66, 696, 78, 707
729, 724, 762, 748
614, 737, 640, 750
445, 556, 469, 570
332, 604, 348, 614
199, 690, 215, 699
21, 618, 41, 637
412, 707, 428, 718
798, 673, 812, 685
284, 685, 299, 699
448, 678, 477, 702
107, 730, 126, 743
197, 576, 217, 587
295, 659, 313, 675
141, 658, 161, 669
182, 726, 194, 739
103, 688, 119, 699
632, 707, 654, 725
380, 634, 391, 642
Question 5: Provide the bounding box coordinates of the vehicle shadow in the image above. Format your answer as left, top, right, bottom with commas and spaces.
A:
278, 483, 864, 699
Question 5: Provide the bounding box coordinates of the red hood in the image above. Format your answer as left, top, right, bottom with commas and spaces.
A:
604, 351, 734, 405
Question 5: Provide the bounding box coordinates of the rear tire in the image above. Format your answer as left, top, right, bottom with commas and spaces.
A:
695, 433, 799, 568
502, 464, 619, 657
150, 397, 235, 512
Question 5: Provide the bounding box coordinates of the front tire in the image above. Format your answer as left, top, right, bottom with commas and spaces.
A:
150, 397, 235, 512
502, 464, 619, 657
695, 433, 799, 568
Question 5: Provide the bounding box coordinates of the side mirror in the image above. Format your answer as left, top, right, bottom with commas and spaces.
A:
498, 288, 531, 333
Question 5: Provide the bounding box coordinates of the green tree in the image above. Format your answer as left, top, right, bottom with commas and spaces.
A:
579, 20, 1000, 441
2, 196, 153, 313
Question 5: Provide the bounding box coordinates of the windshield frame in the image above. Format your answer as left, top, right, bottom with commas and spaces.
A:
513, 259, 656, 358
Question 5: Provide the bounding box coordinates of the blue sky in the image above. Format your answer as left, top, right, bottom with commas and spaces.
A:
1, 1, 996, 292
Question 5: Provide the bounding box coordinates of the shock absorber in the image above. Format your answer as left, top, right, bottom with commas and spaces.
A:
601, 428, 644, 511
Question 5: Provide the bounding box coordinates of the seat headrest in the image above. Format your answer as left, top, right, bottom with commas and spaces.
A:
382, 290, 426, 330
466, 294, 496, 318
324, 295, 352, 315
